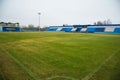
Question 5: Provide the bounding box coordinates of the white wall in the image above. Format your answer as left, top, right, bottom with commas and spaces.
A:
0, 26, 2, 32
71, 28, 77, 31
56, 27, 62, 31
105, 26, 115, 32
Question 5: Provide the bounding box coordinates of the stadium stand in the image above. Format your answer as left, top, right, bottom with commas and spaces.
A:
87, 28, 96, 33
95, 28, 105, 32
61, 28, 72, 32
61, 28, 66, 31
46, 24, 120, 34
75, 28, 82, 32
56, 27, 62, 31
105, 27, 115, 32
46, 27, 58, 31
114, 28, 120, 33
71, 28, 77, 32
80, 28, 87, 32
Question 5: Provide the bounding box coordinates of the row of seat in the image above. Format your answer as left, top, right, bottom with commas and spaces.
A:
46, 27, 120, 33
87, 28, 120, 33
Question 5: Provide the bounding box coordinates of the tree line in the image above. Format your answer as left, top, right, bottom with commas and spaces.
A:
21, 24, 48, 31
93, 19, 112, 25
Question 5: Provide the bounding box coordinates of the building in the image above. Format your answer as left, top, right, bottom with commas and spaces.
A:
0, 22, 20, 32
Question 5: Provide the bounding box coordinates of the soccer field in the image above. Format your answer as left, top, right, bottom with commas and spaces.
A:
0, 32, 120, 80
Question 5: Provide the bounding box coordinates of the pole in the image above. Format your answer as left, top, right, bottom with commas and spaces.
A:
38, 12, 41, 31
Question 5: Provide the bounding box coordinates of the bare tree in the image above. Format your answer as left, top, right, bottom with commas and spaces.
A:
107, 19, 112, 24
94, 19, 112, 25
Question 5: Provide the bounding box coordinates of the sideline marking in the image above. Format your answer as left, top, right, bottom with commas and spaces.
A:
0, 46, 41, 80
46, 75, 79, 80
81, 50, 120, 80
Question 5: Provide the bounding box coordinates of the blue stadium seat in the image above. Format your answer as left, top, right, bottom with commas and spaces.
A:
65, 28, 72, 32
61, 28, 72, 32
75, 28, 82, 32
87, 28, 96, 33
95, 28, 105, 32
61, 28, 66, 31
46, 27, 51, 31
114, 28, 120, 33
46, 27, 58, 31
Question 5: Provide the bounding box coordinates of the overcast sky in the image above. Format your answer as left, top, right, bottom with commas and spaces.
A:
0, 0, 120, 27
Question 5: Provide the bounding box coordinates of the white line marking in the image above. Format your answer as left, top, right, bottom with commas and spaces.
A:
46, 75, 79, 80
0, 46, 41, 80
81, 50, 120, 80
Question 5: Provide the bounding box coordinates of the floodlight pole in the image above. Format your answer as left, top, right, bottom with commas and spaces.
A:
38, 12, 41, 31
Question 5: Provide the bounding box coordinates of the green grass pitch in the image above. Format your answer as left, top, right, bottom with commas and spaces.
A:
0, 32, 120, 80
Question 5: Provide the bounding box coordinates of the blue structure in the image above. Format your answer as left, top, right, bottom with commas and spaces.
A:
46, 24, 120, 34
2, 27, 20, 32
76, 28, 82, 32
61, 28, 66, 31
95, 28, 105, 32
46, 27, 58, 31
87, 28, 96, 33
114, 28, 120, 33
61, 28, 72, 32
